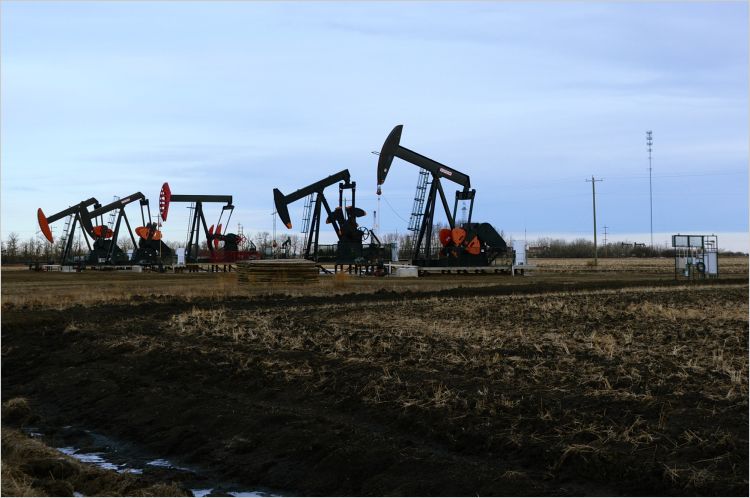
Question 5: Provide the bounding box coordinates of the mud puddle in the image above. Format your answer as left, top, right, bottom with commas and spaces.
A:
25, 425, 281, 497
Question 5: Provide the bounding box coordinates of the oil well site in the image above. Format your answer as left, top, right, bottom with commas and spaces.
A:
2, 2, 749, 497
2, 123, 748, 497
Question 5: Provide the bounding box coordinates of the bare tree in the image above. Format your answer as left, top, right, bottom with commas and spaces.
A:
379, 232, 399, 245
287, 234, 303, 258
119, 237, 135, 252
253, 231, 271, 254
39, 234, 55, 262
4, 232, 19, 262
20, 236, 40, 261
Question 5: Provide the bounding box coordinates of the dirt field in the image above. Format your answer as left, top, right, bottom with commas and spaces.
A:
2, 259, 748, 496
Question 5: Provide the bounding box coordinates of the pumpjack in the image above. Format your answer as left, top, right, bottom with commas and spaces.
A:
376, 124, 508, 267
37, 198, 101, 264
159, 182, 255, 263
132, 221, 174, 266
280, 236, 292, 258
273, 169, 388, 265
38, 193, 173, 265
85, 193, 148, 264
211, 231, 261, 262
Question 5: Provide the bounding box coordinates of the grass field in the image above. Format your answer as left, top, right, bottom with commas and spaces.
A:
532, 257, 748, 274
1, 258, 748, 495
2, 256, 746, 309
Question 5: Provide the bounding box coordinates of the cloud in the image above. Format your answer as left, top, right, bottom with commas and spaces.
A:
1, 1, 746, 243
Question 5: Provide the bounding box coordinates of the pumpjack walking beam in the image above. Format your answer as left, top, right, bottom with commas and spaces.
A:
377, 124, 476, 262
273, 169, 355, 261
159, 183, 234, 262
38, 198, 101, 264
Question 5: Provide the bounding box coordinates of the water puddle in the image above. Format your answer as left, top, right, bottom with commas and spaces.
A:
145, 458, 193, 471
25, 426, 282, 497
58, 446, 143, 474
192, 489, 272, 497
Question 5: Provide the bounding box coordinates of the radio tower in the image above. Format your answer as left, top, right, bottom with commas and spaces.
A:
646, 130, 653, 247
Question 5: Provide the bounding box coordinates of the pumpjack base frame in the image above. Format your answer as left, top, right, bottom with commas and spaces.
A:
412, 253, 519, 275
416, 265, 512, 275
415, 263, 535, 276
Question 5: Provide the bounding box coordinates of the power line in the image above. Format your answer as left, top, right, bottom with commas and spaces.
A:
604, 170, 745, 180
380, 194, 410, 223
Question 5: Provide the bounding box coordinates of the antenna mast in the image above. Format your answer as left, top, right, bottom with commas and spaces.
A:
646, 130, 653, 247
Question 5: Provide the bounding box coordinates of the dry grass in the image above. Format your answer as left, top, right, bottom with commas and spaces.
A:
1, 399, 190, 497
159, 281, 748, 493
2, 260, 747, 494
4, 256, 745, 310
533, 256, 748, 274
1, 397, 32, 425
1, 269, 507, 310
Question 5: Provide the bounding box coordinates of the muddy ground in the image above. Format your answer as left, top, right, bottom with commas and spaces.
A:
2, 272, 748, 496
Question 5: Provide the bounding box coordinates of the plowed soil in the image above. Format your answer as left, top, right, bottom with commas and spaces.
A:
2, 271, 748, 496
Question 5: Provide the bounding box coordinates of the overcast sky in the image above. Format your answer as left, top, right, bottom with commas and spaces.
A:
2, 1, 748, 250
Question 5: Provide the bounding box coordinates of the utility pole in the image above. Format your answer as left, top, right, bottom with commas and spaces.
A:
586, 176, 603, 265
603, 225, 609, 257
271, 205, 277, 258
646, 130, 653, 247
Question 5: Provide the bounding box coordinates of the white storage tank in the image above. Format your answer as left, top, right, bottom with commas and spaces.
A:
513, 240, 527, 266
176, 248, 186, 266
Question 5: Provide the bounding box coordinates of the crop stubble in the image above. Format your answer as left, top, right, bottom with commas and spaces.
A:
1, 273, 747, 495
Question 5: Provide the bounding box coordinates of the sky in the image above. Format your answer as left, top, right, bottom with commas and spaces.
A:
2, 1, 748, 251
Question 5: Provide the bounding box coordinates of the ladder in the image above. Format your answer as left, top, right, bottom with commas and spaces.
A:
407, 170, 430, 233
185, 202, 195, 250
106, 196, 120, 230
300, 193, 314, 235
57, 213, 74, 259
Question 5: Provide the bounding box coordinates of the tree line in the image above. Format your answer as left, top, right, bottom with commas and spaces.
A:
524, 237, 746, 258
0, 231, 312, 264
1, 229, 745, 264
